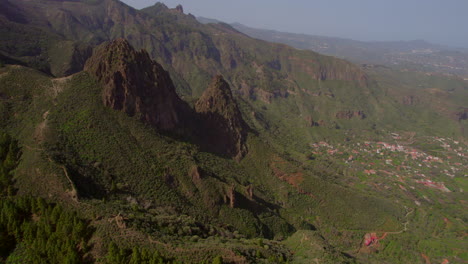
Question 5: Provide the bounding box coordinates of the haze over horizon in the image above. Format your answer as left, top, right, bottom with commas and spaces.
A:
120, 0, 468, 49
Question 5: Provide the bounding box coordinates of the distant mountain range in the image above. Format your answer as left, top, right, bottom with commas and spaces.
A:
198, 17, 468, 78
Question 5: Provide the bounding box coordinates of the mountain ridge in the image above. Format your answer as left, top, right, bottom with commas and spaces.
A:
229, 22, 468, 78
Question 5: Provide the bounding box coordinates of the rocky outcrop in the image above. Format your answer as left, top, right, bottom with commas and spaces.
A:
305, 116, 319, 127
402, 95, 419, 106
454, 108, 468, 121
175, 4, 184, 13
189, 165, 202, 183
84, 39, 187, 131
254, 88, 289, 104
195, 75, 248, 160
85, 40, 248, 160
246, 185, 254, 200
228, 185, 236, 208
85, 39, 247, 160
304, 117, 326, 127
335, 110, 366, 120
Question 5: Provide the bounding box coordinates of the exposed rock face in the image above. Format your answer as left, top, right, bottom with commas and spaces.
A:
402, 95, 419, 106
195, 75, 248, 160
175, 4, 183, 13
227, 185, 236, 208
318, 66, 368, 85
84, 39, 186, 131
335, 110, 366, 120
85, 40, 248, 160
455, 108, 468, 121
305, 117, 325, 127
246, 185, 254, 200
287, 56, 369, 86
189, 165, 202, 183
254, 88, 289, 104
305, 116, 319, 127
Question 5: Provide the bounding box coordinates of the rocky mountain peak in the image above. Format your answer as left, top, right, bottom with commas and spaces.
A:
196, 75, 239, 115
84, 38, 185, 131
195, 75, 248, 160
175, 4, 184, 13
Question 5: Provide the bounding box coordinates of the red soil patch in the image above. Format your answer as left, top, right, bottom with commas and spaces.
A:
270, 157, 316, 199
421, 253, 431, 264
270, 156, 304, 187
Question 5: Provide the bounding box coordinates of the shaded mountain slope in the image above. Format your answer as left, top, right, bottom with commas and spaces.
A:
0, 0, 368, 94
195, 75, 249, 160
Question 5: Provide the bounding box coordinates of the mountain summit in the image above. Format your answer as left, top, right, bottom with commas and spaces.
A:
84, 39, 248, 159
195, 75, 248, 160
84, 39, 187, 131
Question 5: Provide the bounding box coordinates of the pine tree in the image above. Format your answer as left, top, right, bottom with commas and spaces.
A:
129, 247, 141, 264
212, 256, 223, 264
63, 247, 80, 264
107, 242, 122, 264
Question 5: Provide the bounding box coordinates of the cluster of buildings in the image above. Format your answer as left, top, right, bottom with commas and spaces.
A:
310, 135, 467, 198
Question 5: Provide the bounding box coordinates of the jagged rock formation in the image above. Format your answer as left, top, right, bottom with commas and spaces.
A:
195, 75, 248, 160
335, 110, 366, 120
84, 40, 248, 159
84, 39, 187, 131
175, 4, 184, 13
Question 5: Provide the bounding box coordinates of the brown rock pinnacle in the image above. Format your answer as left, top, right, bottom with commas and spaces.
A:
175, 4, 183, 13
84, 39, 185, 131
195, 75, 248, 160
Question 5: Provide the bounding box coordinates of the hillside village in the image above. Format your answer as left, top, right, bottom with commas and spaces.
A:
310, 133, 467, 206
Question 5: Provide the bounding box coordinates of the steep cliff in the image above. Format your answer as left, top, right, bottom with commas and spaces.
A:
84, 39, 187, 131
195, 75, 248, 160
84, 40, 248, 158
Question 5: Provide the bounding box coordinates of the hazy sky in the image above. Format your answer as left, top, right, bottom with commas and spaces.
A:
120, 0, 468, 48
